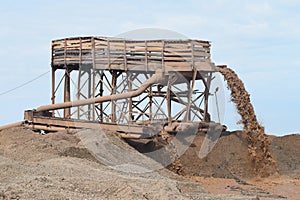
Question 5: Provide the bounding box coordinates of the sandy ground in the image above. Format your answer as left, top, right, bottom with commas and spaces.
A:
188, 175, 300, 199
0, 127, 299, 199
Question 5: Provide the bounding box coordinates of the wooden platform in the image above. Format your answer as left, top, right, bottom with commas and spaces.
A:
52, 36, 215, 72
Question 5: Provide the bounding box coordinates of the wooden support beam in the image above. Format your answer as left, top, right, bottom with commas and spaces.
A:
51, 67, 56, 117
167, 76, 172, 124
64, 69, 71, 118
111, 71, 117, 122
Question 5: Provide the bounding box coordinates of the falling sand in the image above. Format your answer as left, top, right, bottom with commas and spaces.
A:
216, 65, 278, 177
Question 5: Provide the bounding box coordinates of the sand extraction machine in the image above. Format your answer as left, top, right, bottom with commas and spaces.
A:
19, 36, 224, 138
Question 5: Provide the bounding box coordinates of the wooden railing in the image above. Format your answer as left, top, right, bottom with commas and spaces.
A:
52, 36, 214, 72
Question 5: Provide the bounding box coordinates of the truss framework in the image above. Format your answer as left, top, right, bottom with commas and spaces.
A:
50, 36, 216, 126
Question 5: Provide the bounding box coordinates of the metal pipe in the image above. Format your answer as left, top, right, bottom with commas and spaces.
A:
0, 121, 23, 131
24, 124, 69, 132
36, 70, 165, 112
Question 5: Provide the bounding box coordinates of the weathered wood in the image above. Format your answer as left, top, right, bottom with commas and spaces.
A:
52, 36, 215, 72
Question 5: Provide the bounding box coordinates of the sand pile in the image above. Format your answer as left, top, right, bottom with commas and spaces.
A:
216, 66, 278, 177
178, 130, 300, 178
0, 127, 260, 200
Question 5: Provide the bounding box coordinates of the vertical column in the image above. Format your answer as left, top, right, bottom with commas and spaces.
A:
167, 76, 172, 124
187, 80, 191, 121
51, 67, 56, 117
63, 38, 71, 119
99, 71, 104, 123
92, 70, 96, 121
203, 72, 212, 122
185, 69, 197, 122
111, 71, 117, 123
128, 72, 133, 123
87, 69, 92, 120
145, 41, 148, 71
148, 84, 152, 121
64, 68, 71, 118
91, 38, 96, 121
77, 69, 82, 119
77, 38, 83, 120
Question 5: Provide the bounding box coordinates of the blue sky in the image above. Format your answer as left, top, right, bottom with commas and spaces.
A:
0, 0, 299, 135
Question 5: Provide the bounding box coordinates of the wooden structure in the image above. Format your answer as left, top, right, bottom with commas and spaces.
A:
25, 36, 218, 135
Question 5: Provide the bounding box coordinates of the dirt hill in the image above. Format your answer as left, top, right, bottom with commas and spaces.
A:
0, 127, 260, 200
178, 131, 300, 179
0, 127, 299, 199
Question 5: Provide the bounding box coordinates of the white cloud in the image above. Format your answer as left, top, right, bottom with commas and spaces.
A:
245, 2, 275, 16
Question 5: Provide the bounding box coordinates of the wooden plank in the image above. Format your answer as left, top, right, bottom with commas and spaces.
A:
52, 36, 213, 72
30, 116, 144, 134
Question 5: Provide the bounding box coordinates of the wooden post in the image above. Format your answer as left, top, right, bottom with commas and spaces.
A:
92, 37, 96, 121
87, 69, 92, 120
185, 69, 197, 122
167, 76, 172, 124
64, 69, 71, 119
187, 80, 191, 121
51, 67, 56, 117
100, 71, 104, 123
203, 72, 212, 122
63, 39, 71, 119
111, 71, 117, 122
77, 38, 83, 120
149, 84, 152, 121
128, 72, 133, 123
